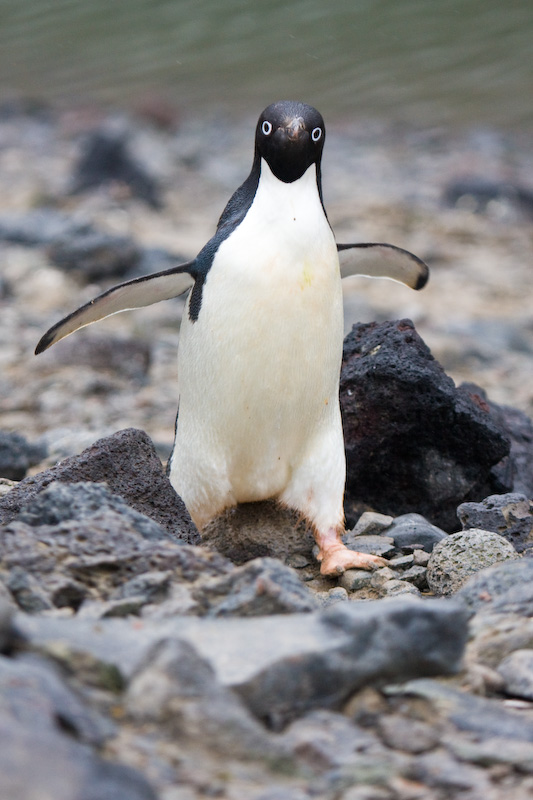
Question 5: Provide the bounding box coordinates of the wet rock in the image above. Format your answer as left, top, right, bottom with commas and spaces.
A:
457, 493, 533, 554
201, 500, 315, 565
498, 650, 533, 700
0, 428, 199, 543
341, 320, 511, 531
192, 557, 320, 616
0, 429, 48, 480
48, 231, 141, 282
69, 122, 162, 208
426, 529, 519, 596
457, 558, 533, 616
386, 513, 448, 553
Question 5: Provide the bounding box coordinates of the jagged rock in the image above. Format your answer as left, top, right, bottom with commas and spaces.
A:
340, 320, 511, 531
0, 428, 199, 543
0, 430, 47, 480
192, 557, 320, 616
426, 529, 519, 596
458, 493, 533, 554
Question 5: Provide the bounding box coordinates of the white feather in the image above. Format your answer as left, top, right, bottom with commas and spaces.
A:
169, 161, 345, 530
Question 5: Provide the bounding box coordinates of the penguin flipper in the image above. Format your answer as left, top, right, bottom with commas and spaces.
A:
35, 262, 196, 354
338, 243, 429, 290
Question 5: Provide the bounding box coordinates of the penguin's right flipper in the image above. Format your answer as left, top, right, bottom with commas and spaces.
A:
338, 243, 429, 290
35, 262, 196, 354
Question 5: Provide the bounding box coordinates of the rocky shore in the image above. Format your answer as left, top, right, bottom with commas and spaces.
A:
1, 101, 533, 799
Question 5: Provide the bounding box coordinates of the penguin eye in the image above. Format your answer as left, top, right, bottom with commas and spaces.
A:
262, 120, 273, 135
311, 127, 322, 142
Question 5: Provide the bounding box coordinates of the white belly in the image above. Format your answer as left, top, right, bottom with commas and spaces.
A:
170, 163, 345, 528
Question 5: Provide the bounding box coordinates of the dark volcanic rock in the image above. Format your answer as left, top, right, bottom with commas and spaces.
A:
48, 230, 141, 282
0, 430, 47, 480
0, 428, 199, 543
341, 320, 511, 531
458, 493, 533, 554
69, 123, 162, 208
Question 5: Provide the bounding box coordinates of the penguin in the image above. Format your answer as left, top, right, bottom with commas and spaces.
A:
36, 100, 429, 576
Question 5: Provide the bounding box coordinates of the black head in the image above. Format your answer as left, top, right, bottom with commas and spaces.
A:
255, 100, 325, 183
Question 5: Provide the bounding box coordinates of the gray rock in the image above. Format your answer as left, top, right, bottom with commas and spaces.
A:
0, 598, 14, 652
0, 428, 199, 543
498, 650, 533, 700
339, 569, 374, 593
192, 557, 320, 616
16, 480, 171, 540
342, 532, 395, 558
48, 231, 141, 282
0, 430, 47, 480
126, 638, 282, 760
407, 749, 491, 793
380, 579, 421, 597
15, 597, 468, 728
457, 558, 533, 615
444, 732, 533, 772
458, 492, 533, 554
201, 500, 315, 565
467, 614, 533, 670
0, 208, 92, 245
389, 678, 533, 742
350, 512, 395, 537
377, 714, 441, 754
46, 334, 151, 382
426, 529, 519, 596
386, 513, 448, 553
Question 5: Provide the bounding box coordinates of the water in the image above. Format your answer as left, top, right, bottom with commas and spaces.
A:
0, 0, 532, 129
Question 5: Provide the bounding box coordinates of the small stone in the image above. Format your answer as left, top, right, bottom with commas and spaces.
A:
498, 650, 533, 700
378, 714, 440, 754
381, 579, 421, 597
351, 512, 394, 537
387, 514, 448, 553
342, 533, 395, 558
401, 566, 428, 589
413, 549, 431, 567
427, 529, 519, 596
339, 570, 374, 593
370, 568, 397, 589
387, 554, 415, 569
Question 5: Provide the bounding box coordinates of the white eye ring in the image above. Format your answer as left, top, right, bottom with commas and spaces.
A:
311, 127, 322, 142
262, 120, 273, 135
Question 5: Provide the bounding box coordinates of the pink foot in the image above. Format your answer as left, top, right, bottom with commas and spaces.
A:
315, 528, 387, 576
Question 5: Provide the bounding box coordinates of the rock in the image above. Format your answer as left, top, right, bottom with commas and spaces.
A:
351, 512, 395, 537
0, 651, 157, 800
457, 493, 533, 554
389, 678, 533, 743
69, 122, 162, 208
0, 428, 199, 543
0, 599, 14, 652
342, 532, 396, 558
126, 638, 282, 760
467, 614, 533, 671
48, 231, 141, 282
192, 557, 320, 616
15, 597, 468, 729
426, 529, 519, 596
443, 178, 533, 219
386, 513, 448, 553
377, 714, 441, 754
0, 430, 48, 480
498, 650, 533, 700
0, 208, 92, 245
48, 333, 152, 383
201, 501, 315, 565
340, 320, 511, 531
457, 558, 533, 616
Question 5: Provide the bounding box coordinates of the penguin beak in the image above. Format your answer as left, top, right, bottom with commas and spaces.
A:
285, 116, 306, 142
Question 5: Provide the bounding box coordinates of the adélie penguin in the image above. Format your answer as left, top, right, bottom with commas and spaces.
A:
36, 100, 429, 575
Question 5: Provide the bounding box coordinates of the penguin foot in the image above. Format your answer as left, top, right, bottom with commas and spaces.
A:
315, 530, 387, 576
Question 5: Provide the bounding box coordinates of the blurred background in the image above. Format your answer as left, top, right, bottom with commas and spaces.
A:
1, 0, 532, 129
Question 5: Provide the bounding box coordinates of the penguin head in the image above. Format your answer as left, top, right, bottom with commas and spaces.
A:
255, 101, 325, 184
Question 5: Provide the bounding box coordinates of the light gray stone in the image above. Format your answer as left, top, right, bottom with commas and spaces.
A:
498, 649, 533, 700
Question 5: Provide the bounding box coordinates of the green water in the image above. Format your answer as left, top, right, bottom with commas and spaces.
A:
1, 0, 532, 128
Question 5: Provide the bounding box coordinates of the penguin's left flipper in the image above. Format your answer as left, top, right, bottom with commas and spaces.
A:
338, 243, 429, 290
35, 262, 196, 354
